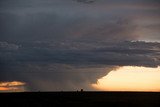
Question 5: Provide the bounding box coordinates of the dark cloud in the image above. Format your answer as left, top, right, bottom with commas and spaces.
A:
1, 41, 159, 66
18, 65, 113, 91
0, 0, 160, 91
0, 8, 137, 42
0, 0, 159, 42
0, 41, 159, 90
0, 60, 114, 91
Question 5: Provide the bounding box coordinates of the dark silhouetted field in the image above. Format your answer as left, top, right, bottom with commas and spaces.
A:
0, 92, 160, 107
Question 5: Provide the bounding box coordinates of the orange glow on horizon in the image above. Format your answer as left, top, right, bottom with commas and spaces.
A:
0, 87, 10, 91
0, 81, 25, 87
92, 66, 160, 92
0, 81, 26, 92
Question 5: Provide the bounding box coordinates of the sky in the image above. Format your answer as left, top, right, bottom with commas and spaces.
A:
0, 0, 160, 92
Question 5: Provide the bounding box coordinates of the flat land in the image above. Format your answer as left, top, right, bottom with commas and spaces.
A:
0, 92, 160, 107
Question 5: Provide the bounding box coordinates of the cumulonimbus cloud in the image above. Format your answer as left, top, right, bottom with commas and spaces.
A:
0, 0, 160, 91
0, 41, 159, 91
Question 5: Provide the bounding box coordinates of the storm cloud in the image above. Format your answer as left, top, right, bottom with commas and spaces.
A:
0, 0, 160, 42
0, 0, 160, 91
0, 41, 159, 90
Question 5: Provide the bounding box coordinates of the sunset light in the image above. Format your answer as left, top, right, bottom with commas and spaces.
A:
92, 66, 160, 92
0, 81, 26, 92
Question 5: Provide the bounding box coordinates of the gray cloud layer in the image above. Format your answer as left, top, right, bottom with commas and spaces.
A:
0, 41, 159, 90
0, 0, 160, 42
0, 0, 160, 91
1, 41, 159, 67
